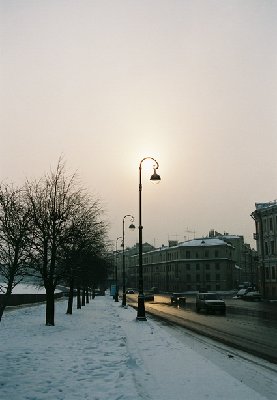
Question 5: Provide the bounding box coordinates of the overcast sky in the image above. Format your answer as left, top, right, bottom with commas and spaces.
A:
1, 0, 277, 249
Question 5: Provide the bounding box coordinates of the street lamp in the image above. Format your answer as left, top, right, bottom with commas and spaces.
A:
137, 157, 161, 321
114, 236, 122, 302
122, 215, 135, 307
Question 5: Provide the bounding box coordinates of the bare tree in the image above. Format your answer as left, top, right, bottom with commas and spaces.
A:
61, 196, 108, 315
0, 184, 32, 321
25, 159, 83, 326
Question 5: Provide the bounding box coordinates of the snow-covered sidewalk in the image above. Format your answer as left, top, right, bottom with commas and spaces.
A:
1, 295, 276, 400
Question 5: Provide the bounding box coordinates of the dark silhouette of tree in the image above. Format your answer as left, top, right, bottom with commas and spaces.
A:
0, 159, 109, 325
60, 194, 108, 315
25, 159, 85, 326
0, 184, 32, 321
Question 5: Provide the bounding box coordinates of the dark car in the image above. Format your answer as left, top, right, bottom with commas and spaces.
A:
196, 292, 226, 314
170, 293, 186, 305
241, 291, 262, 301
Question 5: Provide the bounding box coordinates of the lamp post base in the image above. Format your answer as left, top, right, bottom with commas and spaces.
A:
114, 292, 119, 302
122, 293, 126, 307
136, 294, 147, 321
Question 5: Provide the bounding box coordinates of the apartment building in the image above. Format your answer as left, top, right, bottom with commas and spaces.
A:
120, 238, 237, 292
208, 230, 257, 286
252, 201, 277, 299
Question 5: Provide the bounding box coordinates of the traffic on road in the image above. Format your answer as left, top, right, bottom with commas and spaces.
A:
126, 291, 277, 364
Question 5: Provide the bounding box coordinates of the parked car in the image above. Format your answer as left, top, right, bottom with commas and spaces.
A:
126, 289, 135, 294
196, 292, 226, 314
234, 288, 248, 298
241, 291, 262, 301
170, 293, 186, 305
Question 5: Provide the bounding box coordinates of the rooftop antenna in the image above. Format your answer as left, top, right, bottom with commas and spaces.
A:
185, 227, 196, 240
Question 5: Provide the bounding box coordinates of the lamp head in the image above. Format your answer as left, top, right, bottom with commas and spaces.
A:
150, 168, 161, 184
129, 223, 136, 231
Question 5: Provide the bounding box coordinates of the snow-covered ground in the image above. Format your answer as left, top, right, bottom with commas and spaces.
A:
1, 294, 277, 400
1, 283, 62, 294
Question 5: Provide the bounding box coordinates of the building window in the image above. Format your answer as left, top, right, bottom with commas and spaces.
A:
216, 284, 220, 291
272, 266, 276, 280
265, 242, 268, 256
270, 217, 273, 231
196, 263, 200, 270
186, 274, 191, 282
205, 264, 210, 270
186, 251, 191, 259
265, 267, 270, 279
196, 252, 199, 258
205, 250, 209, 258
186, 264, 190, 270
271, 241, 275, 255
215, 250, 219, 257
215, 263, 220, 270
216, 274, 220, 281
206, 273, 210, 281
196, 274, 200, 281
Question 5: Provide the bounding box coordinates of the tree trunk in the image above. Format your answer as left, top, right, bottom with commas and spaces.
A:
86, 287, 89, 304
0, 280, 14, 322
0, 295, 9, 322
66, 279, 74, 315
45, 286, 55, 326
81, 287, 86, 306
77, 287, 81, 309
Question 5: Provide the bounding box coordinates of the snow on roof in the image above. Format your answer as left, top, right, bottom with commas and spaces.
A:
256, 200, 277, 210
132, 238, 232, 255
153, 238, 231, 252
178, 238, 230, 247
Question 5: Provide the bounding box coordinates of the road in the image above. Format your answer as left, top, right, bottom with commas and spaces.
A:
126, 293, 277, 364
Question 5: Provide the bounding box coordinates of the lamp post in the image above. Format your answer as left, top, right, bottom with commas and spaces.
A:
114, 236, 122, 302
137, 157, 161, 321
122, 215, 135, 307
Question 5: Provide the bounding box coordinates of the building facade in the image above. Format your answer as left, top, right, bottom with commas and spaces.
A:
208, 230, 257, 287
116, 238, 240, 292
252, 201, 277, 299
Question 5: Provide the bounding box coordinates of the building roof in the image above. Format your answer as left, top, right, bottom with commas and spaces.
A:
255, 200, 277, 210
155, 238, 232, 252
178, 238, 231, 247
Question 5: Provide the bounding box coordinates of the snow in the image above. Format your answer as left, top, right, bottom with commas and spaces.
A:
179, 238, 231, 247
1, 294, 277, 400
1, 283, 62, 294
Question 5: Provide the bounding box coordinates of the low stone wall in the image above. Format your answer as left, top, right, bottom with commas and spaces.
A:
0, 292, 63, 306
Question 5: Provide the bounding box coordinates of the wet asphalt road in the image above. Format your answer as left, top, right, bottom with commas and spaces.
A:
126, 294, 277, 364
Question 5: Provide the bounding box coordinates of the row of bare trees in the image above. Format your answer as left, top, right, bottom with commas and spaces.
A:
0, 160, 110, 325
